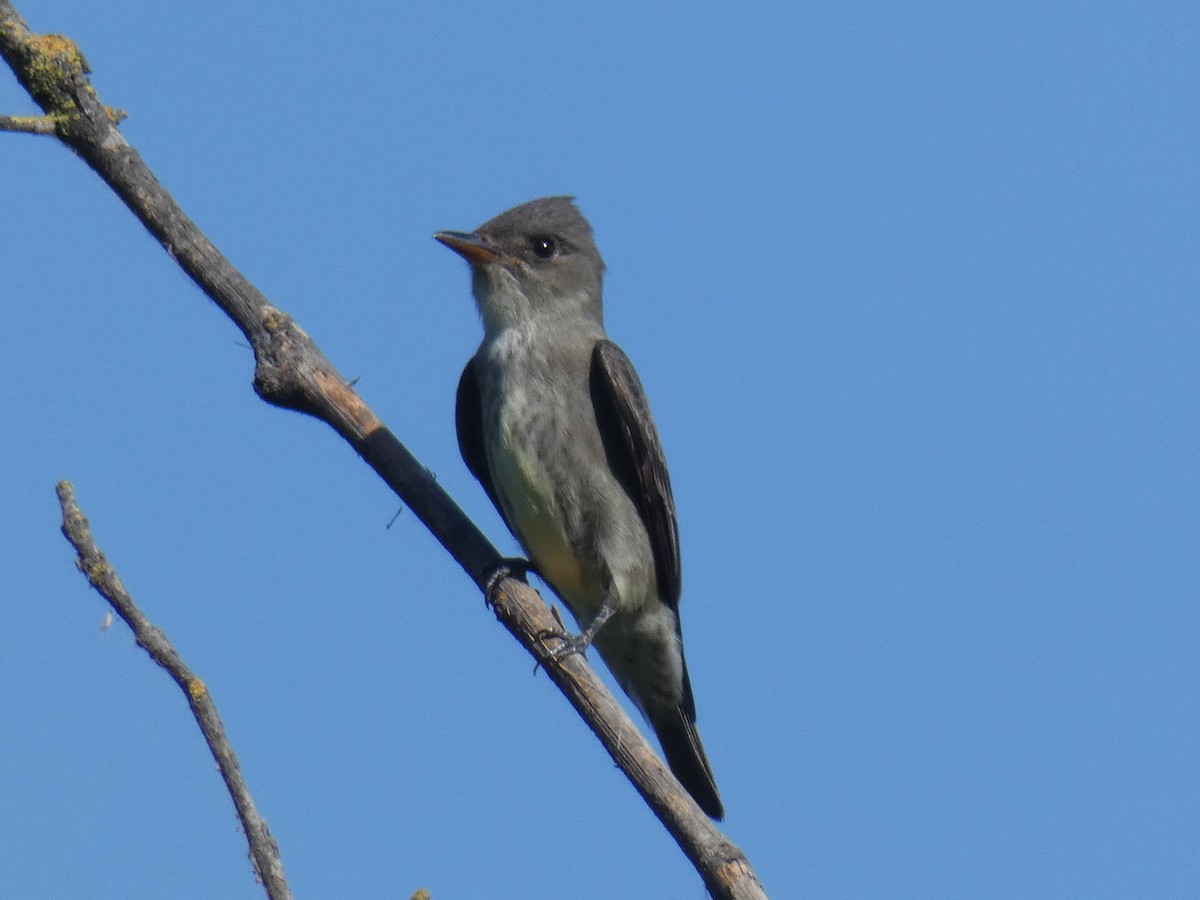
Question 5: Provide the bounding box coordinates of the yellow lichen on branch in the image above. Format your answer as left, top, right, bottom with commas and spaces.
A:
1, 24, 125, 125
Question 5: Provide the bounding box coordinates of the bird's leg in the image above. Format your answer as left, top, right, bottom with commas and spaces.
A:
543, 590, 618, 662
483, 557, 538, 607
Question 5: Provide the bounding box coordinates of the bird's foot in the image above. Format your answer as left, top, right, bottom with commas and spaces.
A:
539, 628, 595, 663
536, 597, 617, 664
531, 626, 593, 676
483, 557, 537, 607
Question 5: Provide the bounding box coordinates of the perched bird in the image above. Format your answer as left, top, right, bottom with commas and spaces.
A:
435, 197, 723, 819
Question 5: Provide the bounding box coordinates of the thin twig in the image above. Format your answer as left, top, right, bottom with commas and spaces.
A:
0, 113, 57, 133
56, 481, 294, 900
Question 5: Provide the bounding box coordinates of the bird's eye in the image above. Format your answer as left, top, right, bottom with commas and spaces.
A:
531, 236, 557, 259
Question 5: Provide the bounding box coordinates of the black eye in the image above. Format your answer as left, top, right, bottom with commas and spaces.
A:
531, 236, 557, 259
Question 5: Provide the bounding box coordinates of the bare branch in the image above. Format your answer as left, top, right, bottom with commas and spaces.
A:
56, 481, 294, 900
3, 4, 765, 897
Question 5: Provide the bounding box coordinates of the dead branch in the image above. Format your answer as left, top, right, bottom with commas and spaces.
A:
56, 481, 293, 900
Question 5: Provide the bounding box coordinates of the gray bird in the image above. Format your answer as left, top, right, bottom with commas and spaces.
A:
435, 197, 724, 819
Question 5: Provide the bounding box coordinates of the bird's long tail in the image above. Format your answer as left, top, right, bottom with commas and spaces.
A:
651, 705, 724, 820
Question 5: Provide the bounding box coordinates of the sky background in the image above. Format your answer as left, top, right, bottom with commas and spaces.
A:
3, 1, 1198, 897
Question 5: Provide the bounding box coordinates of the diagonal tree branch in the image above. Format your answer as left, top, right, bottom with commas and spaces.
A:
56, 481, 294, 900
2, 5, 765, 898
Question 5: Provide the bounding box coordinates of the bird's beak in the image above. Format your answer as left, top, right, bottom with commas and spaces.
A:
434, 230, 502, 265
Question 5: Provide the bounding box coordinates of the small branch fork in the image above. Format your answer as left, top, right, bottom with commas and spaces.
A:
3, 4, 765, 898
56, 482, 293, 900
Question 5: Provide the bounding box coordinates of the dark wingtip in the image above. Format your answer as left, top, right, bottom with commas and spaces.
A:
653, 707, 724, 820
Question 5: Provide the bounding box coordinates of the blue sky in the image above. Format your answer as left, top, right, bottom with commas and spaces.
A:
4, 1, 1198, 897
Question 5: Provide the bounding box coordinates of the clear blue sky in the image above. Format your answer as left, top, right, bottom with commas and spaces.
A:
4, 1, 1198, 897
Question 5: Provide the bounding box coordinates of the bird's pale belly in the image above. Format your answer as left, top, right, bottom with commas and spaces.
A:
490, 428, 595, 616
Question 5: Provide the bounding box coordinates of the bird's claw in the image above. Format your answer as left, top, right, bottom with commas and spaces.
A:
483, 557, 536, 607
533, 596, 615, 671
530, 626, 593, 676
541, 628, 594, 662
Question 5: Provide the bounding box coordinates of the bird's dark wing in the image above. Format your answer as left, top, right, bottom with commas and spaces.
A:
593, 342, 720, 814
456, 357, 505, 520
590, 340, 682, 609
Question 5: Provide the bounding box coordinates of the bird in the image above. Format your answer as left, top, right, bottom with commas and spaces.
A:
435, 196, 723, 819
